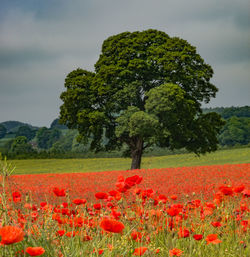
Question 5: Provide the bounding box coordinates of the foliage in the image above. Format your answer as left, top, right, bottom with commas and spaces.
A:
203, 106, 250, 119
9, 136, 34, 155
60, 29, 224, 169
50, 129, 78, 153
219, 116, 250, 146
0, 124, 7, 139
36, 127, 61, 149
0, 121, 38, 133
50, 118, 68, 130
15, 125, 36, 141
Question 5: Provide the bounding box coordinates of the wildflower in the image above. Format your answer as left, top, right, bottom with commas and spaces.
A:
0, 226, 24, 245
155, 248, 160, 253
40, 202, 47, 208
131, 230, 142, 241
233, 185, 245, 193
66, 231, 76, 237
205, 234, 222, 244
57, 230, 65, 236
53, 187, 66, 197
83, 235, 92, 241
26, 247, 45, 256
73, 198, 86, 205
93, 248, 104, 255
12, 191, 21, 202
98, 249, 104, 255
193, 234, 203, 240
169, 248, 183, 256
241, 220, 248, 232
100, 218, 125, 233
211, 221, 222, 228
95, 192, 108, 199
219, 185, 233, 196
111, 210, 121, 220
167, 207, 180, 217
93, 203, 102, 210
170, 195, 177, 200
242, 189, 250, 197
125, 175, 143, 188
62, 202, 68, 208
133, 247, 148, 256
178, 227, 190, 238
158, 194, 168, 203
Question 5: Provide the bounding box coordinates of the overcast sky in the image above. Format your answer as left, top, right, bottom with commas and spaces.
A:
0, 0, 249, 127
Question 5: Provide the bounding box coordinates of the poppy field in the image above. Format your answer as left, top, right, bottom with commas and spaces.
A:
0, 161, 249, 256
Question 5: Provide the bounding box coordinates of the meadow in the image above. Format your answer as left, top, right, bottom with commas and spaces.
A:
11, 147, 250, 175
0, 148, 249, 256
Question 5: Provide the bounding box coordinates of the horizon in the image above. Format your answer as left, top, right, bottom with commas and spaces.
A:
1, 105, 249, 128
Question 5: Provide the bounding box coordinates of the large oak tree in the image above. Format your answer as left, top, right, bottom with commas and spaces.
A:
60, 29, 224, 169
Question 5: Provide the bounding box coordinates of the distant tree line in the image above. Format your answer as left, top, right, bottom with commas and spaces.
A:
203, 106, 250, 119
0, 106, 249, 159
204, 106, 250, 146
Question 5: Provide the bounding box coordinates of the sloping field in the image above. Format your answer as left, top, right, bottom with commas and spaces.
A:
10, 147, 250, 174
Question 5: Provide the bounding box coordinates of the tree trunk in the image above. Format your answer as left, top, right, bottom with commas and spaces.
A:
130, 138, 143, 170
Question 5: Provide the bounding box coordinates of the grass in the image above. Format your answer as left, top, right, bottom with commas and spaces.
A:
10, 147, 250, 175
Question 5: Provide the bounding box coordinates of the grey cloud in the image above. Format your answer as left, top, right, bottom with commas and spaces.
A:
0, 0, 249, 126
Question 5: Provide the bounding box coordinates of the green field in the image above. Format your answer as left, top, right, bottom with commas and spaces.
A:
8, 147, 250, 175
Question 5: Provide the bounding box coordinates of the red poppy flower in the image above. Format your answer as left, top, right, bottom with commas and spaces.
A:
26, 247, 45, 256
100, 218, 125, 233
242, 189, 250, 197
193, 234, 203, 240
170, 195, 177, 200
57, 230, 65, 236
0, 226, 24, 245
83, 235, 92, 241
40, 202, 47, 208
125, 175, 143, 188
133, 247, 148, 256
167, 207, 180, 217
53, 187, 66, 197
158, 194, 168, 203
205, 234, 222, 244
211, 221, 222, 228
108, 190, 119, 197
155, 248, 160, 253
66, 231, 76, 237
98, 249, 104, 255
111, 210, 121, 220
93, 248, 104, 255
95, 192, 108, 199
73, 198, 86, 205
131, 230, 142, 241
219, 185, 233, 196
178, 227, 190, 238
169, 248, 183, 256
12, 191, 21, 202
233, 185, 245, 193
115, 181, 128, 192
93, 203, 102, 210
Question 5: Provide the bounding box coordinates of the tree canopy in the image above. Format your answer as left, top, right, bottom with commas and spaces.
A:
60, 29, 224, 169
0, 124, 7, 139
15, 125, 36, 141
36, 127, 61, 150
10, 136, 34, 155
